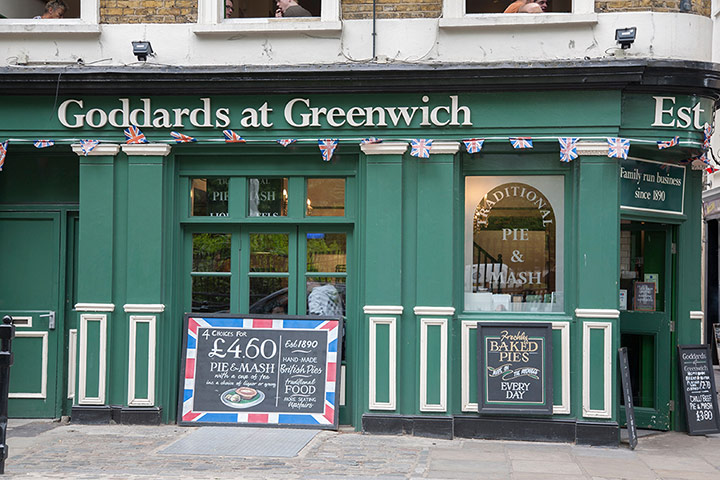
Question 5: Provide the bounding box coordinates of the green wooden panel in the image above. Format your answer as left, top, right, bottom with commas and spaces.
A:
0, 153, 78, 205
134, 321, 150, 399
84, 319, 102, 399
425, 324, 442, 406
468, 327, 477, 406
552, 328, 562, 407
589, 328, 606, 412
374, 322, 391, 404
9, 336, 45, 394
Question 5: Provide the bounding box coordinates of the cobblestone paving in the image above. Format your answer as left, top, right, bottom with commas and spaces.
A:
3, 421, 720, 479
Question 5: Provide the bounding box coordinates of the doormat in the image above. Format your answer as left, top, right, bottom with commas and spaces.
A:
160, 426, 318, 457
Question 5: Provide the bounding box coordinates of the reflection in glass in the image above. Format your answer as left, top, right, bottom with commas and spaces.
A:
306, 277, 345, 316
192, 233, 231, 272
192, 276, 230, 313
307, 233, 346, 272
191, 178, 229, 217
248, 178, 288, 217
307, 178, 345, 216
249, 277, 289, 314
250, 233, 289, 272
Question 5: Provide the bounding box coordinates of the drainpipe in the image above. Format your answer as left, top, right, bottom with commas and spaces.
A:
372, 0, 377, 60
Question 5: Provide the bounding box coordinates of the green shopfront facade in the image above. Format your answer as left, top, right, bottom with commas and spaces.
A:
0, 62, 716, 444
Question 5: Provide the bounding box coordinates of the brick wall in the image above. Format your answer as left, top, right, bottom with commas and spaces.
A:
100, 0, 197, 24
595, 0, 710, 15
342, 0, 442, 19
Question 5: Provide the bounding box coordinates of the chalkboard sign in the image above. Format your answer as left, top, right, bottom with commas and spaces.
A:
477, 322, 553, 415
618, 347, 638, 450
178, 314, 342, 429
678, 345, 720, 435
633, 282, 656, 311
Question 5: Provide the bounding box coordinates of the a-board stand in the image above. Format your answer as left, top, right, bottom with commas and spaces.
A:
618, 347, 638, 450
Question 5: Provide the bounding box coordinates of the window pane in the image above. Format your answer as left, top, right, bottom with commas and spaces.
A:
192, 276, 230, 313
619, 225, 665, 312
248, 178, 288, 217
465, 177, 564, 312
227, 0, 320, 18
249, 277, 289, 314
307, 233, 346, 272
192, 233, 231, 272
307, 178, 345, 216
307, 278, 345, 316
191, 178, 229, 217
465, 0, 569, 13
250, 233, 288, 272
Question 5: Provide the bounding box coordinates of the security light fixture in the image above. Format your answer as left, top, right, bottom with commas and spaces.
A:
615, 27, 637, 50
132, 41, 154, 61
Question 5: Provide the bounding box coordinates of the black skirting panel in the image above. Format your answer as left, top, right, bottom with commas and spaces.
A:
72, 406, 162, 425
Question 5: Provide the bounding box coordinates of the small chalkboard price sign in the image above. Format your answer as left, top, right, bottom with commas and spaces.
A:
618, 347, 638, 450
477, 322, 553, 415
633, 282, 656, 311
678, 345, 720, 435
178, 314, 342, 429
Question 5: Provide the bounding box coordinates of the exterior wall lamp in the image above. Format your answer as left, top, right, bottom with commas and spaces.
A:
132, 41, 154, 62
615, 27, 637, 49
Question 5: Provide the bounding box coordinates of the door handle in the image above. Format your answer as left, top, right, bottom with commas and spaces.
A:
39, 312, 55, 330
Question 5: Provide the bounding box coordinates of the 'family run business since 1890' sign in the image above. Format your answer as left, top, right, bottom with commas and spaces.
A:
179, 314, 342, 429
620, 158, 685, 215
477, 322, 553, 414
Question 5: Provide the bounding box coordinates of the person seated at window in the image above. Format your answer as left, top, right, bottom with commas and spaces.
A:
225, 0, 245, 18
275, 0, 312, 17
503, 0, 543, 13
34, 0, 67, 19
535, 0, 549, 11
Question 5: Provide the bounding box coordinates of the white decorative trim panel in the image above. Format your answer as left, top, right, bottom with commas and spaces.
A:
420, 317, 448, 412
8, 332, 48, 399
128, 315, 157, 407
582, 321, 612, 419
369, 316, 397, 410
124, 304, 165, 313
78, 313, 107, 405
364, 305, 403, 315
413, 306, 455, 316
552, 321, 571, 415
68, 329, 77, 400
71, 144, 120, 157
75, 303, 115, 312
429, 141, 460, 155
575, 308, 620, 319
461, 321, 477, 412
340, 365, 346, 406
575, 141, 608, 156
361, 142, 409, 155
121, 144, 172, 156
690, 311, 704, 320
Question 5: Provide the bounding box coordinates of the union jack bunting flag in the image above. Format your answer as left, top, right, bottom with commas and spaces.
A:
463, 138, 485, 154
657, 136, 679, 149
558, 137, 578, 163
509, 137, 533, 149
607, 137, 630, 159
170, 132, 197, 143
124, 125, 148, 144
410, 138, 433, 158
704, 123, 713, 149
360, 137, 382, 145
318, 139, 339, 162
79, 139, 100, 156
33, 140, 55, 149
223, 129, 246, 143
0, 141, 7, 171
277, 139, 296, 147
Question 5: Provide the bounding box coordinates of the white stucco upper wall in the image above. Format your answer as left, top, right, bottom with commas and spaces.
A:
0, 12, 712, 67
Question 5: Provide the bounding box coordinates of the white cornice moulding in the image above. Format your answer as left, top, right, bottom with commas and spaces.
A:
576, 141, 608, 156
363, 305, 404, 315
430, 142, 460, 155
361, 142, 408, 155
75, 303, 115, 312
71, 144, 120, 157
575, 308, 620, 319
690, 311, 704, 320
122, 144, 172, 156
414, 306, 455, 316
124, 304, 165, 313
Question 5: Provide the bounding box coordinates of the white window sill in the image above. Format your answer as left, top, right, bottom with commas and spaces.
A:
193, 18, 342, 34
0, 20, 100, 35
439, 13, 598, 28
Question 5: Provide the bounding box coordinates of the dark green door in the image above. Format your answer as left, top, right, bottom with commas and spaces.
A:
0, 212, 63, 417
619, 221, 672, 430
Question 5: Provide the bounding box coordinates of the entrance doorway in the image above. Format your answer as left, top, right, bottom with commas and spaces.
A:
619, 220, 673, 430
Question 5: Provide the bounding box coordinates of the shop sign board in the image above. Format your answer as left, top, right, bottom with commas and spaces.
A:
620, 158, 685, 215
178, 314, 342, 429
476, 322, 553, 414
618, 347, 638, 450
677, 345, 720, 435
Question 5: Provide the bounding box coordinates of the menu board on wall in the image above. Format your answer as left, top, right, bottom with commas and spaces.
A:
678, 345, 720, 435
477, 322, 553, 415
633, 282, 656, 311
178, 314, 342, 429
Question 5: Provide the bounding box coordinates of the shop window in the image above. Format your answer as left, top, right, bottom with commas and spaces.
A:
191, 233, 231, 312
306, 178, 345, 217
0, 0, 100, 33
464, 176, 564, 313
249, 233, 289, 313
1, 0, 79, 19
225, 0, 320, 19
466, 0, 570, 13
306, 233, 346, 316
191, 178, 229, 217
249, 178, 288, 217
440, 0, 595, 26
195, 0, 339, 32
